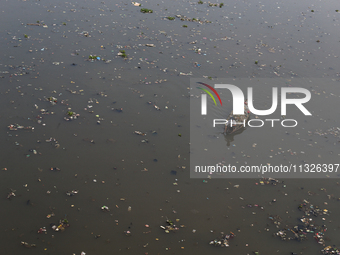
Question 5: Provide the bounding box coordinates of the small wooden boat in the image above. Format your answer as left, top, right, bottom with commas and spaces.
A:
224, 101, 250, 134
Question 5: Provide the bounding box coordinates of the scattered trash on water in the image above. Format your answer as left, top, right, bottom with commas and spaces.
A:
46, 213, 55, 219
2, 1, 340, 254
8, 124, 34, 131
50, 219, 70, 232
134, 131, 146, 136
209, 232, 235, 247
37, 227, 47, 234
7, 189, 16, 199
271, 200, 329, 245
66, 190, 78, 196
21, 241, 36, 248
101, 206, 110, 212
322, 246, 340, 255
160, 219, 179, 233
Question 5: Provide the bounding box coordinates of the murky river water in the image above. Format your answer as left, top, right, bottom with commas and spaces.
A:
1, 0, 340, 254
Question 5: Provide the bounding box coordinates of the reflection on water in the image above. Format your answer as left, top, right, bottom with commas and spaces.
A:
223, 127, 247, 147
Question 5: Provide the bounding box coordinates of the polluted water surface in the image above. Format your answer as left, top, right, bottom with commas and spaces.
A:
0, 0, 340, 255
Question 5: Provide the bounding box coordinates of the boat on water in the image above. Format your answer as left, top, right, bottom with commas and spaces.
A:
224, 101, 250, 134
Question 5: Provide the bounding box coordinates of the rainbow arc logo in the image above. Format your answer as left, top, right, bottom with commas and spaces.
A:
196, 82, 222, 115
